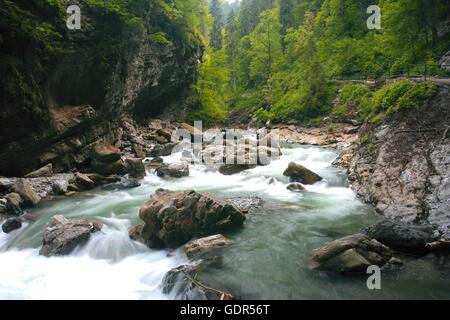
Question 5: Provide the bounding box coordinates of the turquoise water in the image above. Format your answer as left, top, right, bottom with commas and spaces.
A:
1, 145, 449, 299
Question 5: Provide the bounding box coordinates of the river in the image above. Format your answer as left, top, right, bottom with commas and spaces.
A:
1, 145, 450, 299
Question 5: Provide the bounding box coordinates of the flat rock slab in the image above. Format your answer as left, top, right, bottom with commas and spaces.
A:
156, 163, 189, 178
363, 219, 439, 254
219, 163, 256, 176
308, 233, 394, 274
184, 234, 233, 259
24, 164, 53, 178
13, 179, 41, 207
227, 196, 264, 213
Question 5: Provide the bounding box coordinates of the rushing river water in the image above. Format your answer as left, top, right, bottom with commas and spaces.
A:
1, 145, 450, 300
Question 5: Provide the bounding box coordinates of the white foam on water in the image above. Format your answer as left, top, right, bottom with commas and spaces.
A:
0, 217, 187, 300
143, 146, 350, 202
0, 145, 362, 299
0, 248, 184, 300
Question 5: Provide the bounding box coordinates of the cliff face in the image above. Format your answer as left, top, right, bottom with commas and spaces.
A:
338, 84, 450, 235
0, 1, 202, 176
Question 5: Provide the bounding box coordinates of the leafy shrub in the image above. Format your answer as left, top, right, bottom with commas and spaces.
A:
254, 108, 274, 122
395, 82, 439, 112
369, 112, 386, 124
270, 83, 335, 122
189, 88, 227, 125
148, 32, 173, 46
369, 80, 412, 116
234, 91, 264, 111
367, 143, 377, 152
360, 135, 370, 144
333, 84, 371, 118
363, 80, 439, 120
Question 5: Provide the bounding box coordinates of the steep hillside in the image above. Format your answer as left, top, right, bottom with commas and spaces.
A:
0, 0, 204, 176
336, 83, 450, 235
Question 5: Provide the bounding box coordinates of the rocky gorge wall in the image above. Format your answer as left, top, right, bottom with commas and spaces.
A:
0, 1, 202, 176
336, 84, 450, 235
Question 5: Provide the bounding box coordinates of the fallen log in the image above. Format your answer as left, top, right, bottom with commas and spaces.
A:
182, 271, 234, 300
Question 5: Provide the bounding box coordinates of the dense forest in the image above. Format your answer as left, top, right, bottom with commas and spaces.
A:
191, 0, 450, 125
1, 0, 449, 130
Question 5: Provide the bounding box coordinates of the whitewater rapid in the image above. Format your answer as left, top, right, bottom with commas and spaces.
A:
0, 145, 374, 300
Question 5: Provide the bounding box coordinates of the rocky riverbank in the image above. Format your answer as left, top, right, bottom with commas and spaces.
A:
334, 84, 450, 237
0, 83, 448, 298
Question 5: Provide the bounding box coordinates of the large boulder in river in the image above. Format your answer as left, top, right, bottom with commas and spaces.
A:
4, 193, 23, 215
184, 234, 233, 259
283, 162, 322, 185
91, 144, 121, 163
156, 163, 189, 178
124, 158, 145, 179
74, 172, 95, 190
149, 142, 178, 157
13, 179, 41, 207
2, 217, 22, 233
101, 177, 140, 190
91, 159, 126, 176
134, 189, 245, 248
144, 157, 164, 169
90, 144, 125, 175
308, 234, 394, 274
363, 219, 439, 254
52, 180, 69, 195
40, 215, 103, 257
219, 163, 256, 175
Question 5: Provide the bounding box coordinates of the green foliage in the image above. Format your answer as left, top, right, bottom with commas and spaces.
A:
269, 12, 334, 122
367, 143, 377, 152
360, 135, 370, 144
209, 0, 224, 50
1, 0, 209, 134
190, 49, 230, 124
370, 80, 413, 115
368, 80, 438, 117
315, 0, 450, 79
254, 108, 274, 122
333, 84, 371, 117
369, 112, 386, 124
359, 80, 439, 122
148, 32, 173, 46
0, 0, 66, 122
233, 91, 264, 111
238, 0, 274, 37
395, 82, 439, 111
2, 0, 449, 130
248, 8, 283, 86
